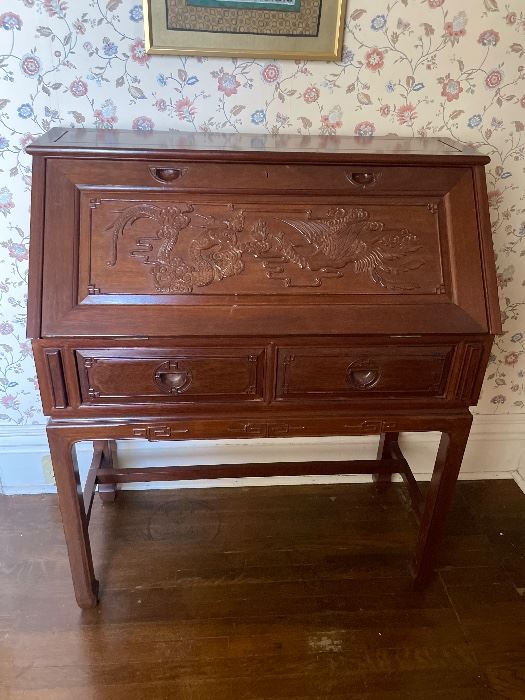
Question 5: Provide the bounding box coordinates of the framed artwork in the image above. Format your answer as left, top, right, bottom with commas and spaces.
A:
143, 0, 347, 60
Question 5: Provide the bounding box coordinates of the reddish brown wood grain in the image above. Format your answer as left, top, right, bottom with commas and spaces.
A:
26, 129, 500, 608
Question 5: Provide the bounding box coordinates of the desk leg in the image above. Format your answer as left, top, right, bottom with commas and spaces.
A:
374, 432, 399, 492
411, 413, 472, 588
97, 440, 118, 503
47, 428, 99, 608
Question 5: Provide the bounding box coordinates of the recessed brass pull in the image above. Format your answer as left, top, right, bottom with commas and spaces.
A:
346, 364, 380, 389
150, 167, 187, 183
346, 171, 381, 188
154, 361, 192, 394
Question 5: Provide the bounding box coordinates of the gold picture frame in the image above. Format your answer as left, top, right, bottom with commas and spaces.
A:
143, 0, 347, 61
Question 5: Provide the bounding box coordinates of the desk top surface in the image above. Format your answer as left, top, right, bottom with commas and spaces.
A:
27, 128, 489, 164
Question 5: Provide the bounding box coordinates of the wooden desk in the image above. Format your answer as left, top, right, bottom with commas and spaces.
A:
27, 129, 500, 608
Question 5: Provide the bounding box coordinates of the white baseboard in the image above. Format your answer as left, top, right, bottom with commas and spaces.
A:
0, 414, 524, 495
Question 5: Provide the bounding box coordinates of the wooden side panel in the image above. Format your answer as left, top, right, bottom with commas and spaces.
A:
26, 156, 46, 339
473, 165, 502, 334
44, 348, 68, 409
456, 340, 492, 405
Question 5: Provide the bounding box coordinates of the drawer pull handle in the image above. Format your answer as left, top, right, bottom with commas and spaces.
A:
154, 364, 192, 394
150, 167, 187, 183
346, 171, 379, 188
346, 368, 379, 390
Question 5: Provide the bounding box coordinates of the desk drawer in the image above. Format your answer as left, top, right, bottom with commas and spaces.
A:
49, 158, 464, 194
275, 345, 454, 400
76, 347, 265, 405
142, 162, 461, 194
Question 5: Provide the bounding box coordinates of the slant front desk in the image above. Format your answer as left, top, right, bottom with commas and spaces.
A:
27, 129, 500, 608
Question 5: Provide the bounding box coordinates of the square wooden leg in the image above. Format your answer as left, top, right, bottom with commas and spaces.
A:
47, 427, 99, 608
411, 413, 473, 588
374, 432, 399, 492
96, 440, 119, 503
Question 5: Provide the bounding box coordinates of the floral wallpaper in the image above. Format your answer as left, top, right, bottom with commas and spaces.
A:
0, 0, 524, 425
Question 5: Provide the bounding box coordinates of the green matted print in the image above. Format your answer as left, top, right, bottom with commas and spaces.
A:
187, 0, 301, 11
165, 0, 320, 37
143, 0, 346, 59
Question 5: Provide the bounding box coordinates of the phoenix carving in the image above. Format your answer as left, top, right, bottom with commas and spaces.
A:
262, 207, 423, 289
103, 203, 427, 293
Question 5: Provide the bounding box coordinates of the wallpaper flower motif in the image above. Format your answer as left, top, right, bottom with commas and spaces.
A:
0, 0, 525, 423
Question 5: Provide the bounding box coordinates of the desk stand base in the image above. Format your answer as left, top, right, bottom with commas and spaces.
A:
47, 411, 472, 609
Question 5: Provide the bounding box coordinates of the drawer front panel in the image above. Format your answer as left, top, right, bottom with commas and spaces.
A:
50, 158, 464, 194
76, 348, 264, 405
276, 346, 453, 400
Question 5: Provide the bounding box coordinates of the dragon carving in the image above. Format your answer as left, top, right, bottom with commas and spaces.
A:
104, 203, 426, 293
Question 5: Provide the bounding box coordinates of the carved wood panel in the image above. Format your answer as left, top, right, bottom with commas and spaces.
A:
81, 195, 445, 298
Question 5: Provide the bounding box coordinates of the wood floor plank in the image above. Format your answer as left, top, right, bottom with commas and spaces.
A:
0, 481, 524, 698
484, 657, 525, 700
3, 649, 485, 693
2, 685, 496, 700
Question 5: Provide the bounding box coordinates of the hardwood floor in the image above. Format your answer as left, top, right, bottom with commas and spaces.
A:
0, 481, 524, 699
